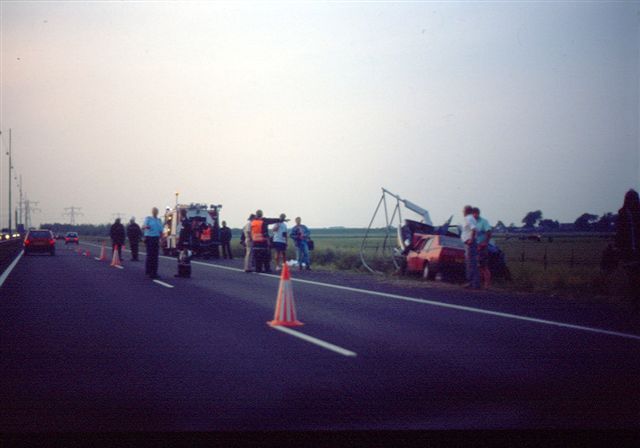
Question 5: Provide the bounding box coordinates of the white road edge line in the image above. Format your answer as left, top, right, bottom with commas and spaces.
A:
82, 242, 640, 341
272, 326, 357, 357
153, 279, 174, 288
0, 250, 24, 289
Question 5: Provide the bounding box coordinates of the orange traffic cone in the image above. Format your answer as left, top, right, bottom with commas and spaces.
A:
110, 246, 122, 268
268, 263, 303, 327
97, 242, 107, 261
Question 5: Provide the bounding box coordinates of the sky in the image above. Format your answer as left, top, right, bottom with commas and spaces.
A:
1, 1, 638, 229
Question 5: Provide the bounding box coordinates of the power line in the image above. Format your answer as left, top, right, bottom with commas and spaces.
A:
23, 197, 40, 230
63, 206, 83, 225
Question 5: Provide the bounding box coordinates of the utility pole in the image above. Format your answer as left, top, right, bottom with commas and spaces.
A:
17, 175, 23, 225
63, 206, 83, 225
6, 129, 12, 232
23, 197, 40, 230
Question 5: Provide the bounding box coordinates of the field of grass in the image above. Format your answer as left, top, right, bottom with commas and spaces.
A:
308, 232, 633, 299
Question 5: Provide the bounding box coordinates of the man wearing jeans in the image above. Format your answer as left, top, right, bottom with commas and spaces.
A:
290, 217, 311, 271
143, 207, 163, 280
461, 205, 480, 289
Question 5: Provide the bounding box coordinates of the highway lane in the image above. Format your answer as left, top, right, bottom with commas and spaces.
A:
1, 242, 639, 431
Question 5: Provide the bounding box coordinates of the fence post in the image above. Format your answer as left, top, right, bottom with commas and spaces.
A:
520, 247, 525, 263
543, 247, 548, 271
569, 249, 574, 268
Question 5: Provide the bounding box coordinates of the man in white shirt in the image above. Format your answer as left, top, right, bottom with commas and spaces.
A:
241, 214, 255, 273
142, 207, 164, 280
473, 207, 493, 289
271, 213, 288, 271
461, 205, 480, 289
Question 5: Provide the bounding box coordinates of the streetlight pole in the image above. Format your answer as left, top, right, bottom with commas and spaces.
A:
7, 129, 12, 233
17, 174, 23, 226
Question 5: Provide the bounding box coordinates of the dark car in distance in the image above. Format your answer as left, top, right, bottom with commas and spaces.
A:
24, 229, 56, 256
65, 232, 79, 245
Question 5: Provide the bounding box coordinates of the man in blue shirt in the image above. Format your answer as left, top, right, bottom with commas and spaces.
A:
290, 216, 311, 271
142, 207, 164, 279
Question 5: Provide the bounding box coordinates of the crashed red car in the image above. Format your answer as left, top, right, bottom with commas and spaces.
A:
403, 234, 466, 280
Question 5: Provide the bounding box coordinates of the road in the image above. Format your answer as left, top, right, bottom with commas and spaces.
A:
1, 241, 639, 431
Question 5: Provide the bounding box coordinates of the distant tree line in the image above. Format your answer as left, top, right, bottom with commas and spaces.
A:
493, 210, 617, 233
41, 223, 111, 236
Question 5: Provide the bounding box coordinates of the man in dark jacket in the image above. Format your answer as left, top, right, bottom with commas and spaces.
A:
176, 209, 192, 278
220, 220, 233, 259
110, 218, 126, 261
615, 189, 640, 304
126, 217, 142, 261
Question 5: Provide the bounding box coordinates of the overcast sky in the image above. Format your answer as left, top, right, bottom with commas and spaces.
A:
1, 1, 638, 229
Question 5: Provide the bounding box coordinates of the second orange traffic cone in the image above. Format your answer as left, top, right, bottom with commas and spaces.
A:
98, 242, 107, 261
268, 263, 303, 327
110, 246, 122, 268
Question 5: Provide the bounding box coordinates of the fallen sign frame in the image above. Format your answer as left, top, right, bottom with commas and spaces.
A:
360, 187, 453, 275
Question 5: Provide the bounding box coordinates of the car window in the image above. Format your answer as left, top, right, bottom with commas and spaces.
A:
29, 231, 51, 238
424, 238, 435, 251
440, 236, 465, 249
417, 238, 431, 251
66, 233, 78, 237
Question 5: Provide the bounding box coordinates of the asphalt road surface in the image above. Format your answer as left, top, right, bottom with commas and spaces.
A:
1, 241, 639, 431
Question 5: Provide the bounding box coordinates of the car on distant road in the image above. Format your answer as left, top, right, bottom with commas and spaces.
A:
55, 233, 65, 240
65, 232, 79, 245
402, 234, 466, 280
24, 229, 56, 256
1, 228, 13, 240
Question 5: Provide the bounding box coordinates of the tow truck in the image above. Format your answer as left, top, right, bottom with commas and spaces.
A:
161, 203, 222, 258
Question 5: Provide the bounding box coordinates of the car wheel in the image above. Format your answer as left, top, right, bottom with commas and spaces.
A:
422, 262, 435, 280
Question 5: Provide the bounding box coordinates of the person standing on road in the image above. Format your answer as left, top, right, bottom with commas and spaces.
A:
143, 207, 163, 280
110, 218, 126, 261
271, 213, 288, 271
472, 207, 492, 289
220, 220, 233, 260
461, 205, 479, 289
251, 210, 275, 273
175, 209, 193, 278
290, 216, 311, 271
126, 217, 142, 261
241, 214, 255, 273
615, 189, 640, 306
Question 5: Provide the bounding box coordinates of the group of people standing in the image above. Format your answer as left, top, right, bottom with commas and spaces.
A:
109, 207, 164, 280
108, 207, 313, 280
461, 205, 493, 289
241, 211, 311, 273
